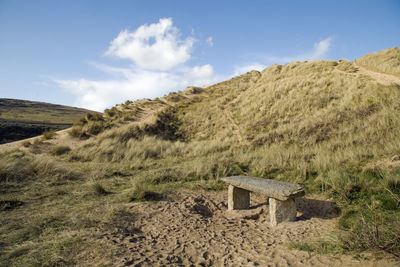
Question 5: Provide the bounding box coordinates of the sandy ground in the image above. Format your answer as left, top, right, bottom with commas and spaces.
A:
98, 191, 397, 266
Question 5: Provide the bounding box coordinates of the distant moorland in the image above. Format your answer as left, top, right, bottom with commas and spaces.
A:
0, 99, 96, 144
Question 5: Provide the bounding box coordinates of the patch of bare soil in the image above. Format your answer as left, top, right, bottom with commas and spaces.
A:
98, 191, 397, 266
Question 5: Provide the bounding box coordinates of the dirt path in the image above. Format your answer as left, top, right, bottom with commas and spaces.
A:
335, 63, 400, 86
223, 104, 244, 144
98, 191, 397, 266
354, 63, 400, 85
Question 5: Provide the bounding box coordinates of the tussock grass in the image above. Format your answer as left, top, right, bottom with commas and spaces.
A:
41, 129, 56, 140
128, 181, 164, 202
337, 59, 358, 73
69, 112, 105, 139
93, 182, 108, 195
49, 145, 71, 156
21, 140, 31, 147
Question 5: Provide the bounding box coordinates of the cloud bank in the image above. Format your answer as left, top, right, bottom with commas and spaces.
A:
56, 18, 216, 111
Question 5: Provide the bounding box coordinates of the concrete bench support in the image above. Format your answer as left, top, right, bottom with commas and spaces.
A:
269, 198, 296, 226
228, 185, 250, 210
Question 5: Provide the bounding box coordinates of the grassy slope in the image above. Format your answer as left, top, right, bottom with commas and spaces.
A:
1, 48, 400, 265
355, 47, 400, 77
0, 99, 96, 144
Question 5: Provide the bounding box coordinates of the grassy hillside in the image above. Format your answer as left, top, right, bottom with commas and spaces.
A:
1, 48, 400, 265
355, 47, 400, 77
0, 99, 96, 143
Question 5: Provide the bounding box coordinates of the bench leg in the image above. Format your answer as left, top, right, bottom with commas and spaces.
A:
269, 198, 296, 226
228, 185, 250, 210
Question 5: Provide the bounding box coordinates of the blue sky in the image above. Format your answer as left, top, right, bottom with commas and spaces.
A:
0, 0, 399, 111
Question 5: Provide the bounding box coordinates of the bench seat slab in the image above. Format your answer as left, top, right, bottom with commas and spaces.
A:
222, 176, 304, 201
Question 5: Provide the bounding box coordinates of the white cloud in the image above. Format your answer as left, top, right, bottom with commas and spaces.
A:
267, 37, 333, 64
56, 66, 216, 111
105, 18, 194, 71
233, 37, 333, 76
303, 37, 333, 60
55, 18, 217, 111
233, 63, 266, 76
206, 36, 213, 47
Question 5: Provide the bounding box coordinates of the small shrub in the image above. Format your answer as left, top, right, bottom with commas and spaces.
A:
49, 145, 71, 156
42, 130, 56, 140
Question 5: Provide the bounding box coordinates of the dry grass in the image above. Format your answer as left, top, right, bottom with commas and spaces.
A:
2, 48, 400, 264
41, 129, 56, 140
355, 47, 400, 77
49, 145, 71, 156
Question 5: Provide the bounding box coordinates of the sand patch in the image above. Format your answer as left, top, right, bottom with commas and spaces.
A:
98, 191, 397, 266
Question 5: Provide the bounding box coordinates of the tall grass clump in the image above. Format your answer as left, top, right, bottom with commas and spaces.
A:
42, 129, 56, 140
21, 140, 31, 147
93, 182, 108, 195
128, 179, 164, 202
69, 112, 105, 139
49, 145, 71, 156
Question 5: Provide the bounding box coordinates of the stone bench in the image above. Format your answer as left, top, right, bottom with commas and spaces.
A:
221, 176, 305, 226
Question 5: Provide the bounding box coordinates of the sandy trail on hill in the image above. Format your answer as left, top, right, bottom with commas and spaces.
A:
98, 191, 397, 266
354, 64, 400, 86
223, 105, 244, 144
335, 64, 400, 86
